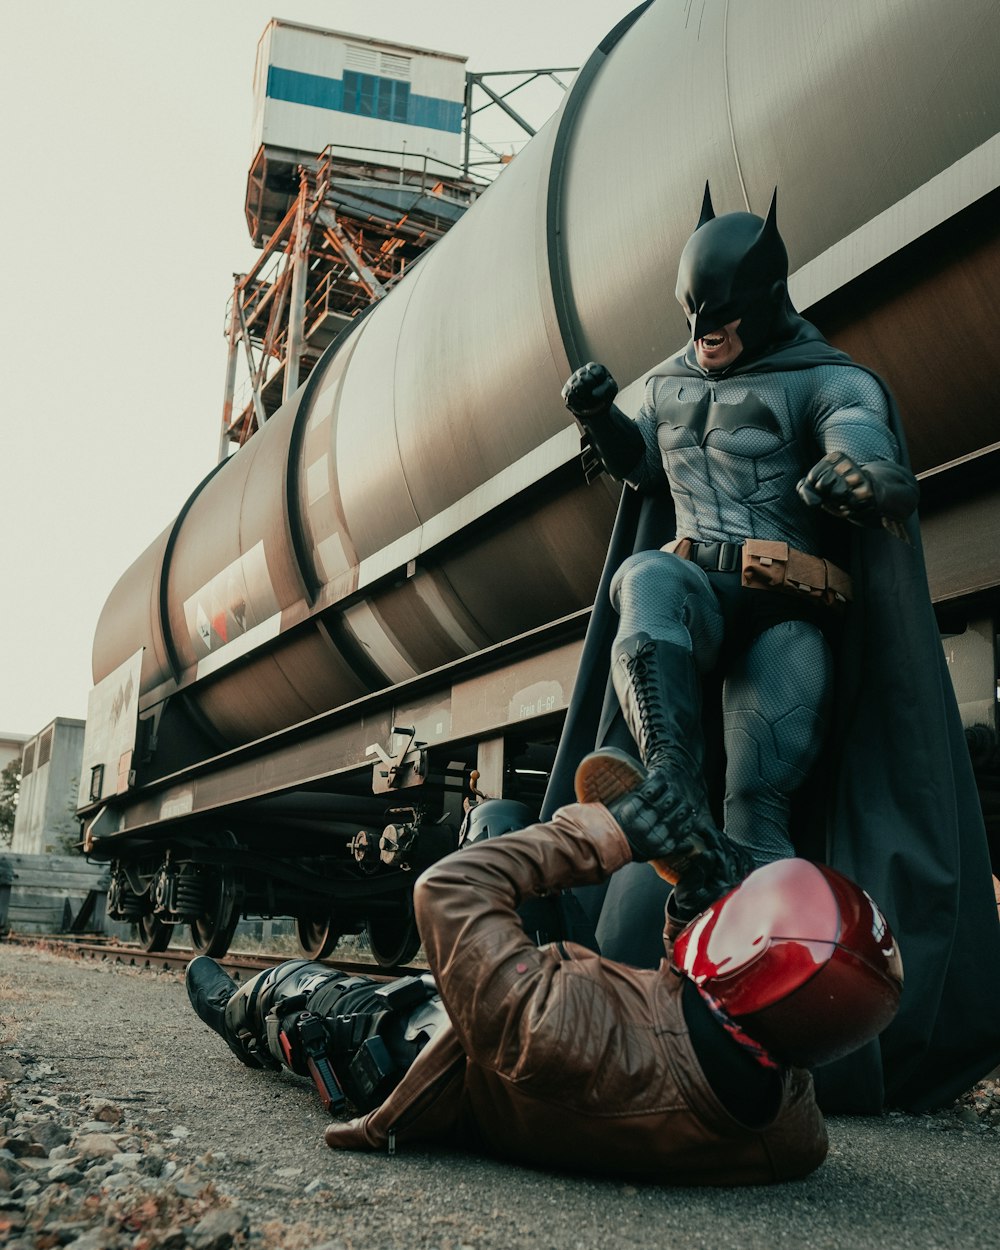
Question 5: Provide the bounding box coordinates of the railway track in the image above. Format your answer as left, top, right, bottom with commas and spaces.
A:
4, 931, 425, 982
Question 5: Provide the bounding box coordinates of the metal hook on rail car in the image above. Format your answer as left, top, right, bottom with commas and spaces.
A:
366, 725, 425, 790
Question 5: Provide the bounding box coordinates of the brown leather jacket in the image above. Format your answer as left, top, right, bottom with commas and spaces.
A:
325, 803, 828, 1184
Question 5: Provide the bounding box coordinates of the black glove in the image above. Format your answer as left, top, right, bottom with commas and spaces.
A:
797, 452, 877, 522
561, 363, 644, 480
562, 362, 619, 420
796, 452, 917, 525
608, 769, 754, 917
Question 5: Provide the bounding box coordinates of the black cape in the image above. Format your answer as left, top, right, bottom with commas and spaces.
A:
542, 321, 1000, 1113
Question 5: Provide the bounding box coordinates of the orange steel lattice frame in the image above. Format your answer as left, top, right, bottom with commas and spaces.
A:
220, 146, 481, 455
219, 67, 575, 458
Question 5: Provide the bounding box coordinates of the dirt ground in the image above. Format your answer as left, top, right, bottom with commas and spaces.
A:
1, 942, 998, 1250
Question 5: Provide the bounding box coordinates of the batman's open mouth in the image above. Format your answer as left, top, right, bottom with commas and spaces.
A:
693, 319, 743, 369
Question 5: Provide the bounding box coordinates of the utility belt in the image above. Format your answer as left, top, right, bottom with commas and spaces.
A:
665, 538, 853, 609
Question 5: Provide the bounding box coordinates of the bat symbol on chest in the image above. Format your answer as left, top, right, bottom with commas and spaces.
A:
666, 390, 781, 445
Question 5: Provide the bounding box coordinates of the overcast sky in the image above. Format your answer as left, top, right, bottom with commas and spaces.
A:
0, 0, 640, 736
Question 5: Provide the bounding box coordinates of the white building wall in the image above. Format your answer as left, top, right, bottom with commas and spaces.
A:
0, 733, 27, 776
11, 719, 85, 855
251, 20, 467, 172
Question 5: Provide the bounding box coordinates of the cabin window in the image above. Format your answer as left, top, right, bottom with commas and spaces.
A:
343, 70, 410, 124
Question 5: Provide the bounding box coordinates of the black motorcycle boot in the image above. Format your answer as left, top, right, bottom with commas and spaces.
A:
188, 959, 348, 1072
186, 956, 268, 1069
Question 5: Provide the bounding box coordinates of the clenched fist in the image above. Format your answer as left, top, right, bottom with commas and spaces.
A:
562, 362, 619, 420
797, 452, 877, 522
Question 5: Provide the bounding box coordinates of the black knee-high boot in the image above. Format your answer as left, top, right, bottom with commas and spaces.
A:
575, 633, 753, 922
576, 632, 713, 839
612, 633, 706, 776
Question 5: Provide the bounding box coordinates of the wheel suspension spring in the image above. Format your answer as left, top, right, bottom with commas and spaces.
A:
173, 872, 210, 916
108, 875, 146, 921
114, 895, 146, 922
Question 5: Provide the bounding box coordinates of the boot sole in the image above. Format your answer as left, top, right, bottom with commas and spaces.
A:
575, 749, 715, 886
574, 748, 647, 806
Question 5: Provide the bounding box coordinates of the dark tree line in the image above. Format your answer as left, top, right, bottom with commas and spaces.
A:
0, 758, 19, 847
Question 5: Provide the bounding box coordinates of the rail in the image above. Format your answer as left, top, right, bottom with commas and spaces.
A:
3, 932, 426, 983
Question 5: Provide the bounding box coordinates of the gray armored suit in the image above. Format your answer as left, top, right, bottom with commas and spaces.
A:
611, 364, 902, 866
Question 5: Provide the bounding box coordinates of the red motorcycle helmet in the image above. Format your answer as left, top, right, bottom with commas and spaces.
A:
672, 859, 903, 1067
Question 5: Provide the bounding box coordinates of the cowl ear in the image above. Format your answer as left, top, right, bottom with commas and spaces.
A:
760, 187, 779, 243
696, 182, 715, 229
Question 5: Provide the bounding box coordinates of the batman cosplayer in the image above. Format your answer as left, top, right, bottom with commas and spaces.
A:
547, 188, 1000, 1114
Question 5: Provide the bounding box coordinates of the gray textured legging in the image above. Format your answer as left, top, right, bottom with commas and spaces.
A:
610, 549, 833, 866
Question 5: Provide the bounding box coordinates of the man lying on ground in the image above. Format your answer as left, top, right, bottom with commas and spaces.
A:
186, 760, 901, 1185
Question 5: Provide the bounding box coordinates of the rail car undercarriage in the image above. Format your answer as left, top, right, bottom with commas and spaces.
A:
98, 825, 446, 964
82, 616, 580, 962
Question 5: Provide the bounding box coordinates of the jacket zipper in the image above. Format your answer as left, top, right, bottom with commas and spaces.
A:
382, 1061, 462, 1155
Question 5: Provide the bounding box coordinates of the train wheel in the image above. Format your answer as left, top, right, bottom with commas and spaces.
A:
189, 906, 239, 958
136, 913, 172, 953
188, 871, 240, 958
365, 903, 420, 968
295, 915, 342, 960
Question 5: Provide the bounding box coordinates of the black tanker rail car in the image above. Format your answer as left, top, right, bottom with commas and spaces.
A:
78, 0, 1000, 961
